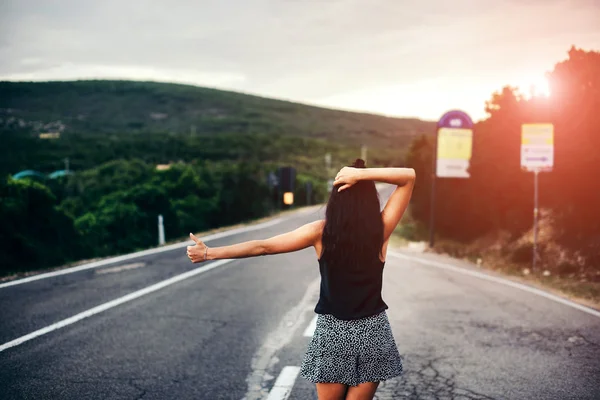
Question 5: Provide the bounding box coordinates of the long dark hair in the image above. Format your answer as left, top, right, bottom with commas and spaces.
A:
320, 158, 384, 267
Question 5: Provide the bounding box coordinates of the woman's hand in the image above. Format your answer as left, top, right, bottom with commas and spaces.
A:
187, 233, 208, 263
333, 167, 363, 192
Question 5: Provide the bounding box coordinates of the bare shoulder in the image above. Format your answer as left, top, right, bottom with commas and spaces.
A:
305, 219, 325, 235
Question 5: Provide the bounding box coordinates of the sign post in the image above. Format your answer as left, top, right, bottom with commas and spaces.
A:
429, 110, 474, 248
521, 123, 554, 271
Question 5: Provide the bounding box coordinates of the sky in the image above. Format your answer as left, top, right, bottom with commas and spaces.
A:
1, 0, 599, 122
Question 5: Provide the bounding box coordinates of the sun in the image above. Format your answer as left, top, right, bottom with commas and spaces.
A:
519, 75, 551, 98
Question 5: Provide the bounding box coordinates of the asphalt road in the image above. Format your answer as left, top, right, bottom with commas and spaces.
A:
1, 187, 599, 400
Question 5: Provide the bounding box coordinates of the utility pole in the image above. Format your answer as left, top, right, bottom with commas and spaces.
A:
64, 157, 69, 173
361, 145, 367, 164
325, 153, 333, 192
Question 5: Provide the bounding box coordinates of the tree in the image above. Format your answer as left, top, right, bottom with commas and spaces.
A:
407, 46, 600, 268
0, 177, 82, 273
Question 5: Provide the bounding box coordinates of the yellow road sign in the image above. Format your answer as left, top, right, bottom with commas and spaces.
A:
521, 124, 553, 145
437, 128, 473, 160
521, 123, 554, 170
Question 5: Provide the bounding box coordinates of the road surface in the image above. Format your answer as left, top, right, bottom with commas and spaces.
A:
1, 187, 599, 399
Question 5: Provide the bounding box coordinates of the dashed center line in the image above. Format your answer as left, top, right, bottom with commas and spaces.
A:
303, 315, 317, 337
244, 280, 319, 400
96, 262, 146, 275
266, 366, 301, 400
264, 314, 316, 398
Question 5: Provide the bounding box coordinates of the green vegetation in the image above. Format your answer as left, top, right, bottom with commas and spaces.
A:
0, 159, 327, 275
402, 46, 600, 288
0, 80, 434, 176
0, 79, 432, 276
4, 45, 597, 297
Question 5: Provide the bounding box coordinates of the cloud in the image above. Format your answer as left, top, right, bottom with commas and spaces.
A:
1, 0, 599, 119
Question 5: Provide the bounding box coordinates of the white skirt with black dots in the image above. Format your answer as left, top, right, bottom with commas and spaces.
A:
299, 310, 403, 387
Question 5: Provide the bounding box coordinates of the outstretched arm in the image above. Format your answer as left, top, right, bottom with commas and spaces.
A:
187, 220, 323, 263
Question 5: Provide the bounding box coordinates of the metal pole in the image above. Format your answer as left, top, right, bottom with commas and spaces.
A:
533, 169, 539, 271
429, 130, 438, 248
325, 153, 332, 192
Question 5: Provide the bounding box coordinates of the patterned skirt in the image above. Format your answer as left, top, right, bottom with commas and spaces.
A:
299, 310, 403, 387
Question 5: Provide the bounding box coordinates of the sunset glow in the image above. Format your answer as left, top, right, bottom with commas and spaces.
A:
1, 1, 598, 122
517, 75, 552, 98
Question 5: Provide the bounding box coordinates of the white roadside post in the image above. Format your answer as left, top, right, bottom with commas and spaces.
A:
158, 214, 165, 246
521, 123, 554, 272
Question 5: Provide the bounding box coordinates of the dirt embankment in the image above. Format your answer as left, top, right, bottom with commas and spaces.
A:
394, 209, 600, 311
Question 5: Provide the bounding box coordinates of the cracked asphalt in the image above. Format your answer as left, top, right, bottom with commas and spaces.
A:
1, 189, 599, 399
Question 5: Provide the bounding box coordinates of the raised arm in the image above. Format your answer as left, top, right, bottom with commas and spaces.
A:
186, 220, 323, 263
334, 167, 415, 241
362, 168, 416, 241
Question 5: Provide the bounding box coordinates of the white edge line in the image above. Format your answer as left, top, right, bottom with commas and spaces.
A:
388, 250, 600, 319
266, 366, 300, 400
0, 217, 284, 289
0, 259, 233, 353
303, 315, 317, 337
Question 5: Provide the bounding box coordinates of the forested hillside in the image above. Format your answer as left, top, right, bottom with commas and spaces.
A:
1, 80, 431, 276
0, 80, 434, 175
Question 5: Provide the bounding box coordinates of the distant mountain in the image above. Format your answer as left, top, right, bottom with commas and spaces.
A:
0, 80, 435, 149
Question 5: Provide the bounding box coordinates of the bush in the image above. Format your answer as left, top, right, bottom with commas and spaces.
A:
0, 177, 83, 274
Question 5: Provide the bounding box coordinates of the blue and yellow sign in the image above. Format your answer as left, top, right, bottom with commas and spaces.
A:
436, 110, 474, 178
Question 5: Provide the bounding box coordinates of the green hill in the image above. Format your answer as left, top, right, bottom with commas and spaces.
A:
0, 80, 435, 175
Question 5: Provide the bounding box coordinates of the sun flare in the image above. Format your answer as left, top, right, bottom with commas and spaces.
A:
519, 75, 551, 98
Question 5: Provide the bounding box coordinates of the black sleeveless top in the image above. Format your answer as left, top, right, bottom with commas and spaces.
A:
314, 256, 389, 320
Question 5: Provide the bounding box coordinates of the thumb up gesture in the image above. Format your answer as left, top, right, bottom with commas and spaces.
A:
187, 233, 208, 263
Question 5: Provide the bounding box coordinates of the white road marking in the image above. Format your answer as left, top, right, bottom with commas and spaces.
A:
0, 217, 285, 289
388, 250, 600, 319
266, 366, 301, 400
96, 262, 146, 275
303, 315, 317, 337
244, 278, 320, 400
0, 259, 234, 353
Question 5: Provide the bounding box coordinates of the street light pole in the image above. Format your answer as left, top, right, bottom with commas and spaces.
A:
361, 145, 367, 164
